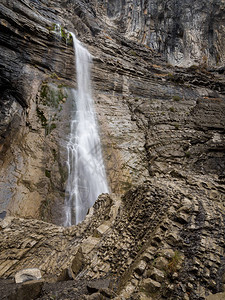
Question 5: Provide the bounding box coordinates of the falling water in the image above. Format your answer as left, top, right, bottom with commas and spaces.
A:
64, 33, 109, 226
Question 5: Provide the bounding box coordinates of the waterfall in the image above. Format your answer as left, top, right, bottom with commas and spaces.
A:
64, 33, 109, 226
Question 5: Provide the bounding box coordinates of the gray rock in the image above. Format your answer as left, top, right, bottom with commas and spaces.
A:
148, 267, 165, 282
154, 257, 168, 270
15, 268, 42, 283
134, 260, 147, 275
141, 278, 161, 293
71, 247, 84, 276
9, 279, 44, 300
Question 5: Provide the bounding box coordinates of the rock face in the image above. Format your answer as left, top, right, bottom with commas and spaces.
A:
0, 0, 76, 224
0, 0, 225, 299
0, 182, 225, 299
99, 0, 225, 67
0, 0, 224, 221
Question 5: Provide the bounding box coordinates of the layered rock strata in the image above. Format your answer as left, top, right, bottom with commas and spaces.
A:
0, 0, 225, 299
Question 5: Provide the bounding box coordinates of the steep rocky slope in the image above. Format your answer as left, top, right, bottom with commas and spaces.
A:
0, 0, 225, 299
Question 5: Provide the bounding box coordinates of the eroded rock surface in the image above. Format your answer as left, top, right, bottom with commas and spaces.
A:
0, 0, 225, 299
0, 180, 225, 299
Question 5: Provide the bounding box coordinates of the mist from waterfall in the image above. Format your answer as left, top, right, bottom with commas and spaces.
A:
64, 33, 109, 226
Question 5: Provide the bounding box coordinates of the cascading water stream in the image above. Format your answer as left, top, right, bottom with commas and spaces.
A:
64, 33, 109, 226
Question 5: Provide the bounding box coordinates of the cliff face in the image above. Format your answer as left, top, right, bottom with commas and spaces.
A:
99, 0, 225, 67
0, 0, 225, 299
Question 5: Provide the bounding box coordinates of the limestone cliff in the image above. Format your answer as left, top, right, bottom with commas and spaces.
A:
0, 0, 225, 299
99, 0, 225, 67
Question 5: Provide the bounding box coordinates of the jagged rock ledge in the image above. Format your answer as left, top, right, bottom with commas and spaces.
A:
1, 176, 225, 299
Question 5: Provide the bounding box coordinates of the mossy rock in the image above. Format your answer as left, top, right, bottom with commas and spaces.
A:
40, 83, 67, 108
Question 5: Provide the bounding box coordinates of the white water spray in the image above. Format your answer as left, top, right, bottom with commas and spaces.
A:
64, 33, 109, 226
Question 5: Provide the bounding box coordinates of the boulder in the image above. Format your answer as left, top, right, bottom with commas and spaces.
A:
8, 280, 44, 300
148, 267, 165, 282
141, 278, 161, 293
93, 223, 110, 238
154, 257, 168, 270
134, 260, 147, 275
87, 278, 110, 294
15, 268, 42, 284
71, 247, 84, 276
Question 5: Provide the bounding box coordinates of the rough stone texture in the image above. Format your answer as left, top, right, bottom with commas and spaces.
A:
1, 0, 225, 222
1, 180, 225, 299
97, 0, 225, 67
0, 0, 225, 300
15, 268, 42, 283
207, 292, 225, 300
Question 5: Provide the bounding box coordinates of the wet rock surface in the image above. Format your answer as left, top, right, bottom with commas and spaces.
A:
0, 0, 225, 299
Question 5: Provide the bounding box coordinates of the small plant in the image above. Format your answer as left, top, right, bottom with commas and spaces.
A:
129, 50, 137, 56
36, 107, 47, 126
167, 73, 174, 78
166, 251, 182, 274
185, 151, 191, 158
49, 123, 57, 132
169, 107, 175, 112
216, 53, 220, 65
189, 65, 199, 71
172, 95, 181, 101
202, 54, 208, 67
50, 73, 61, 80
40, 84, 67, 108
174, 123, 179, 130
52, 149, 57, 161
45, 170, 51, 178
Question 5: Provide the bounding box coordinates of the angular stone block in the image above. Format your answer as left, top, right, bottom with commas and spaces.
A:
15, 268, 42, 283
148, 267, 165, 282
134, 260, 147, 275
141, 278, 161, 293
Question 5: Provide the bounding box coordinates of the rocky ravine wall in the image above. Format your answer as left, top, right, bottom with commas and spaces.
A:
98, 0, 225, 67
0, 0, 225, 299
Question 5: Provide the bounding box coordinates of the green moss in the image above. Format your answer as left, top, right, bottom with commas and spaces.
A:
36, 107, 47, 126
45, 123, 57, 136
189, 64, 199, 70
45, 170, 51, 178
46, 23, 56, 32
60, 27, 73, 45
40, 84, 67, 108
50, 123, 56, 131
40, 84, 48, 98
50, 73, 61, 80
48, 23, 73, 46
129, 50, 137, 56
169, 107, 175, 112
216, 53, 220, 65
172, 95, 181, 101
121, 181, 133, 191
52, 149, 57, 161
185, 151, 191, 158
58, 83, 65, 88
166, 251, 182, 274
174, 123, 179, 130
167, 73, 174, 78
